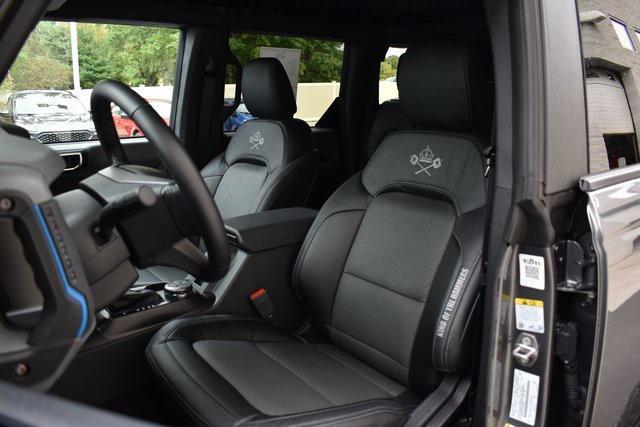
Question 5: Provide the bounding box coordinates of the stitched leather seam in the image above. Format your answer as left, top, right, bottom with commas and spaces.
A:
146, 347, 211, 426
292, 208, 366, 294
341, 271, 425, 303
327, 208, 370, 328
162, 316, 278, 342
252, 342, 337, 407
243, 404, 406, 426
373, 181, 460, 215
330, 327, 409, 375
226, 153, 272, 171
251, 407, 406, 427
312, 344, 400, 398
201, 172, 225, 179
161, 342, 240, 423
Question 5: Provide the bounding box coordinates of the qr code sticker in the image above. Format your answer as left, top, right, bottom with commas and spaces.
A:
525, 265, 539, 281
519, 254, 545, 290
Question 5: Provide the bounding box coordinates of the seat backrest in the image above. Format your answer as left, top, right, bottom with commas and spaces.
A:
293, 40, 493, 395
201, 58, 317, 219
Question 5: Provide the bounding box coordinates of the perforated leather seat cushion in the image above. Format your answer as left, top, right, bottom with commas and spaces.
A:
147, 316, 418, 426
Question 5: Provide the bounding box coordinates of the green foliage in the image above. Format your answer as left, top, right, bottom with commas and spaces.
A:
96, 25, 179, 87
1, 22, 180, 92
1, 23, 344, 95
229, 34, 343, 83
380, 55, 399, 80
8, 21, 72, 91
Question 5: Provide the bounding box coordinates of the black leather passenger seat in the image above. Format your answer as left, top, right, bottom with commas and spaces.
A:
138, 58, 318, 285
147, 39, 494, 426
201, 57, 318, 219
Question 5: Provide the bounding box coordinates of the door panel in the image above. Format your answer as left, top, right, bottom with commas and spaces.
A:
580, 165, 640, 425
49, 139, 161, 195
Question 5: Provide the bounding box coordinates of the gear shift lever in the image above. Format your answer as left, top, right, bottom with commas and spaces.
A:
164, 279, 194, 298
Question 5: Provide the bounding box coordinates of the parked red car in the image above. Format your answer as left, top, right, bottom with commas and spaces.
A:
112, 98, 171, 137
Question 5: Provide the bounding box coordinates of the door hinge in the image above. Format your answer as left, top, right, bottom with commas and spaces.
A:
554, 235, 596, 296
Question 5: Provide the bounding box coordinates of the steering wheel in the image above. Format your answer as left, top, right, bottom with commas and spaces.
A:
90, 80, 230, 282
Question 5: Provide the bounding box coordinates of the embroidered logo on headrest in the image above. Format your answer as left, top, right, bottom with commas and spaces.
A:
410, 146, 442, 175
249, 131, 264, 150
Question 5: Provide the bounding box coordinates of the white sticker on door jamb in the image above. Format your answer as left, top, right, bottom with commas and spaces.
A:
509, 368, 539, 426
518, 254, 545, 290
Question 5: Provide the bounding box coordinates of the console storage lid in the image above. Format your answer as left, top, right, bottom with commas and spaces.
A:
224, 207, 317, 252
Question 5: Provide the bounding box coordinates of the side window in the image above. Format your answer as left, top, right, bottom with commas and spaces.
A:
379, 47, 406, 103
0, 21, 179, 144
578, 6, 640, 172
226, 34, 343, 128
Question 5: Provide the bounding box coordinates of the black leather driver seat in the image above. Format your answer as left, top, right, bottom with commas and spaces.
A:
138, 58, 317, 285
147, 40, 493, 426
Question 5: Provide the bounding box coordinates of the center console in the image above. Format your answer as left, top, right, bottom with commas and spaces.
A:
89, 207, 318, 346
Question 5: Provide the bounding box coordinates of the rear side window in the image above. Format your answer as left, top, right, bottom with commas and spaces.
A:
379, 47, 406, 103
0, 21, 180, 144
577, 6, 640, 172
226, 34, 343, 129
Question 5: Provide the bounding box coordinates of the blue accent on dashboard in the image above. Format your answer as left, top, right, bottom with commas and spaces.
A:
33, 205, 89, 338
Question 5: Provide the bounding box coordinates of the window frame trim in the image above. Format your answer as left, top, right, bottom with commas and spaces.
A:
609, 16, 637, 52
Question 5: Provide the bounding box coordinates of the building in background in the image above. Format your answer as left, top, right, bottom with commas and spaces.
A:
578, 0, 640, 172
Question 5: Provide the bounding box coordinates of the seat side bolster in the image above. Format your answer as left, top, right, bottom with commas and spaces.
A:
253, 151, 319, 212
201, 153, 228, 196
431, 207, 485, 373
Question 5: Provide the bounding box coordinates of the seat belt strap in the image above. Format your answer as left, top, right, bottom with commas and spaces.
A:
198, 54, 217, 137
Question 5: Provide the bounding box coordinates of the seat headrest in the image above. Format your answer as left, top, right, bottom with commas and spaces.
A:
241, 58, 297, 120
397, 40, 493, 131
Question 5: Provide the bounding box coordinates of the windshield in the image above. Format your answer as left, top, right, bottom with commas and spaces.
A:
13, 92, 87, 116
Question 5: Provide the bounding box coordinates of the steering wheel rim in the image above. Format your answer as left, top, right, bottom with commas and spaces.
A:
90, 79, 230, 281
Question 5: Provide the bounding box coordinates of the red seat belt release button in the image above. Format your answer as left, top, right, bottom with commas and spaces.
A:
249, 288, 275, 321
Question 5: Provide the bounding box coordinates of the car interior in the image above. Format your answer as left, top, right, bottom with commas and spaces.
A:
0, 0, 530, 425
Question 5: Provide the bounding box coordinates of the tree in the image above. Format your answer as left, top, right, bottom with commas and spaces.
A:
77, 24, 111, 88
7, 21, 72, 90
103, 25, 179, 86
229, 34, 343, 83
379, 55, 399, 80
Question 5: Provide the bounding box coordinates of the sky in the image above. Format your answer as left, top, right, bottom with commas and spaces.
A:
386, 47, 407, 58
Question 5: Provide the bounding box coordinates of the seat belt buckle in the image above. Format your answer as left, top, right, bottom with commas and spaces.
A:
249, 288, 275, 321
483, 146, 495, 177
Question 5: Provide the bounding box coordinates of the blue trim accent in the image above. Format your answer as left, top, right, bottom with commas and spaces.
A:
33, 205, 89, 338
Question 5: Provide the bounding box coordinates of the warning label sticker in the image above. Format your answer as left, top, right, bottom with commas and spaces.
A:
509, 369, 540, 426
515, 298, 545, 334
519, 254, 545, 290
